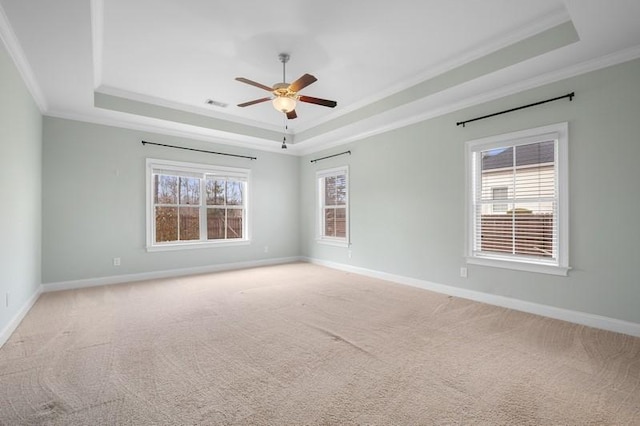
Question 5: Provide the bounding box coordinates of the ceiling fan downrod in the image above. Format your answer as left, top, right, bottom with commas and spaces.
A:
278, 53, 290, 84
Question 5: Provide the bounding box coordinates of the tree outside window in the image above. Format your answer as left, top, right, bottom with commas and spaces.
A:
147, 159, 249, 251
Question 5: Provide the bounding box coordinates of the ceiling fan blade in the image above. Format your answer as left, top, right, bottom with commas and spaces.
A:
299, 95, 337, 108
235, 77, 273, 92
286, 110, 297, 120
237, 97, 271, 107
289, 74, 317, 93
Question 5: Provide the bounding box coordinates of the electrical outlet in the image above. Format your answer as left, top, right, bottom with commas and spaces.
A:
113, 257, 121, 266
460, 267, 468, 278
5, 292, 8, 308
348, 250, 352, 259
264, 246, 269, 253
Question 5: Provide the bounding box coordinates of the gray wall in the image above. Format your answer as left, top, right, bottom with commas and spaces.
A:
0, 41, 42, 332
42, 118, 300, 283
300, 58, 640, 324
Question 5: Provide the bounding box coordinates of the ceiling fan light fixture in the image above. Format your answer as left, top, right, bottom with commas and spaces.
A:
272, 96, 296, 113
236, 53, 336, 120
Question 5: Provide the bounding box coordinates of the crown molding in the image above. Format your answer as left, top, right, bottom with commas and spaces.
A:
45, 109, 298, 156
295, 8, 572, 134
48, 42, 640, 160
295, 43, 640, 156
0, 2, 47, 112
96, 85, 283, 133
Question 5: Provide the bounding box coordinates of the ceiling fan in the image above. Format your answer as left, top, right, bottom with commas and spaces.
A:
235, 53, 337, 119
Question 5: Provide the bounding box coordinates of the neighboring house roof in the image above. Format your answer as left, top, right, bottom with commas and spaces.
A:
482, 141, 554, 170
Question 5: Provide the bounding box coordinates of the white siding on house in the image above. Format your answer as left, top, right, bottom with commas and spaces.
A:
480, 164, 555, 215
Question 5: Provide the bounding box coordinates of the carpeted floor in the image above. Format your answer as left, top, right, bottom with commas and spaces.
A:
1, 262, 639, 425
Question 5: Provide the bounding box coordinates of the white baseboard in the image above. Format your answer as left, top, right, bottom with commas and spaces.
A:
304, 257, 640, 338
42, 256, 303, 293
0, 285, 43, 348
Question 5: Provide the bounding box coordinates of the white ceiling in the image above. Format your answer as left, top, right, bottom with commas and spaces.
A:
1, 0, 640, 154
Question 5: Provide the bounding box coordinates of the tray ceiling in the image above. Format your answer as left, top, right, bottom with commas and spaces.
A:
1, 0, 639, 153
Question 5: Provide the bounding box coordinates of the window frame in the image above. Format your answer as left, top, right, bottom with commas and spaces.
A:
316, 166, 349, 247
146, 158, 250, 252
465, 122, 570, 276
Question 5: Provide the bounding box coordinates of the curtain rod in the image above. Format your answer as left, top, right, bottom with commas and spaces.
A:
310, 150, 351, 163
456, 92, 575, 127
141, 141, 257, 160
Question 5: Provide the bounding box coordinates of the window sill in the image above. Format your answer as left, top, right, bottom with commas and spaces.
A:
316, 238, 349, 248
147, 239, 250, 252
466, 256, 570, 276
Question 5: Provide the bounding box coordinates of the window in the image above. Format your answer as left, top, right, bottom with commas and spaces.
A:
146, 159, 249, 251
466, 123, 569, 275
317, 166, 349, 246
492, 187, 508, 213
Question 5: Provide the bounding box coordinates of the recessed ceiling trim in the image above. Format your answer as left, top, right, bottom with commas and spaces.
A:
43, 41, 640, 159
94, 92, 285, 143
295, 43, 640, 156
94, 92, 282, 141
5, 0, 640, 159
46, 108, 298, 156
96, 85, 282, 132
84, 42, 640, 158
294, 7, 571, 135
90, 0, 103, 89
297, 20, 579, 144
0, 2, 47, 112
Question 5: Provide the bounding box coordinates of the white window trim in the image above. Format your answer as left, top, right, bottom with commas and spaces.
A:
465, 122, 570, 276
146, 158, 251, 252
316, 166, 350, 248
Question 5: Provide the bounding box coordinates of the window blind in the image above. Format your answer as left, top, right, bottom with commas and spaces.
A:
473, 140, 558, 262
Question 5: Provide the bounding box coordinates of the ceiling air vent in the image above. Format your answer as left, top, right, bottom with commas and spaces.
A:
205, 99, 228, 108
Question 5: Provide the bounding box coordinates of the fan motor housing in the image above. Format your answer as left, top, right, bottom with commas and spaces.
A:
273, 83, 297, 98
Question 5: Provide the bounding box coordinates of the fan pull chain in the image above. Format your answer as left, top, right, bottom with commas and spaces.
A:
282, 116, 288, 149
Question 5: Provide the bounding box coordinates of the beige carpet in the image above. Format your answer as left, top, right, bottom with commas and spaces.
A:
1, 263, 639, 425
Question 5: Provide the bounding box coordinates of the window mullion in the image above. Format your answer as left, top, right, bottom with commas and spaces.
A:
176, 205, 181, 241
511, 148, 517, 255
223, 180, 227, 240
224, 208, 228, 240
319, 180, 324, 237
200, 176, 206, 241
